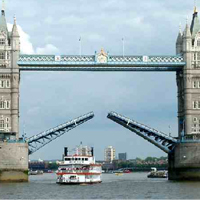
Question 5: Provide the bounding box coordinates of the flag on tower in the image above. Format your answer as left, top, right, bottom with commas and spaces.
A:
79, 37, 82, 56
122, 37, 125, 57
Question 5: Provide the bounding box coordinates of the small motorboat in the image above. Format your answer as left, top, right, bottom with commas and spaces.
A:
147, 167, 168, 178
123, 169, 131, 173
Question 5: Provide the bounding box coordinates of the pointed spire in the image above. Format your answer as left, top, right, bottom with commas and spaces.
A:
190, 4, 200, 39
184, 21, 192, 38
179, 23, 182, 34
194, 0, 198, 13
11, 16, 19, 37
0, 0, 8, 34
176, 23, 183, 44
2, 0, 5, 15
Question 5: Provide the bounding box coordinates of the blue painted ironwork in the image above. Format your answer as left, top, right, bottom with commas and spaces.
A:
107, 111, 177, 153
18, 54, 185, 71
27, 112, 94, 155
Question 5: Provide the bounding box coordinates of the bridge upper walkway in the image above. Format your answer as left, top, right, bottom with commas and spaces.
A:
18, 54, 185, 72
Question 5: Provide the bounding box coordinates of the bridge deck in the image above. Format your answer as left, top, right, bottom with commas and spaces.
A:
18, 54, 185, 71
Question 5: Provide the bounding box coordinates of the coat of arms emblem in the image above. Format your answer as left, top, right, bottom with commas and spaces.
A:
97, 48, 108, 63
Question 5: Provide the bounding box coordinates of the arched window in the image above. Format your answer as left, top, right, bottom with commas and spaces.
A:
0, 119, 4, 129
6, 80, 10, 88
0, 80, 4, 88
197, 39, 200, 46
193, 81, 197, 88
0, 38, 5, 45
0, 52, 5, 60
0, 99, 10, 109
0, 100, 4, 109
6, 101, 10, 109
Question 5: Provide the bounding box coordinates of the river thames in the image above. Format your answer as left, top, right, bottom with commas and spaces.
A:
1, 173, 200, 199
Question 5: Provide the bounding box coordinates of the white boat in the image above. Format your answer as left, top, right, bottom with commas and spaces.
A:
28, 170, 43, 175
147, 167, 168, 178
56, 145, 102, 184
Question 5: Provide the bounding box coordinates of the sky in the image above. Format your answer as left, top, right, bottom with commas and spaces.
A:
4, 0, 196, 160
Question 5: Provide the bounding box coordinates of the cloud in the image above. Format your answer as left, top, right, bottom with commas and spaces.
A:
36, 44, 60, 55
7, 23, 34, 54
7, 23, 59, 55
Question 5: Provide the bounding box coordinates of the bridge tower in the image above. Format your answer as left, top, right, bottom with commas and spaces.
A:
176, 6, 200, 139
0, 2, 20, 140
176, 7, 200, 139
0, 1, 28, 182
169, 6, 200, 180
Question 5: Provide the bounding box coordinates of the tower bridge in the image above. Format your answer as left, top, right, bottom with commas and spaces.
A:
1, 1, 200, 181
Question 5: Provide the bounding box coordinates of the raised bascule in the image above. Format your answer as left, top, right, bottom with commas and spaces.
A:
0, 1, 200, 181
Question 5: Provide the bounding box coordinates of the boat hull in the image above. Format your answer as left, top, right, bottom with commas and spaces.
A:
147, 175, 167, 178
56, 181, 102, 185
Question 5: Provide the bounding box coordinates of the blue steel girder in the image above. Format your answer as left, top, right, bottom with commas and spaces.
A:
107, 111, 177, 153
27, 112, 94, 155
18, 54, 185, 72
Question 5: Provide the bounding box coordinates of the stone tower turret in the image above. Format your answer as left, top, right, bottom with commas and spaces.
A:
10, 17, 20, 139
176, 25, 183, 55
0, 0, 20, 140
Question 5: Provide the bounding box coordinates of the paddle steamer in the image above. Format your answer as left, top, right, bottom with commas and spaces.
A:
56, 145, 102, 184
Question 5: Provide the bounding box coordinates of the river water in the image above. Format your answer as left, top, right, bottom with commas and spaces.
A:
1, 172, 200, 199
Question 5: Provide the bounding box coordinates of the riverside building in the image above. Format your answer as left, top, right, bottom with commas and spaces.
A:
104, 146, 116, 163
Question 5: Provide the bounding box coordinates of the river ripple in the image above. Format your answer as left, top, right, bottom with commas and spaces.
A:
1, 172, 200, 199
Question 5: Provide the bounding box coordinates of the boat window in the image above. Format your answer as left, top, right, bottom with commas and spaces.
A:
82, 158, 84, 161
75, 158, 78, 161
78, 158, 81, 160
65, 158, 71, 161
85, 158, 88, 161
72, 158, 75, 160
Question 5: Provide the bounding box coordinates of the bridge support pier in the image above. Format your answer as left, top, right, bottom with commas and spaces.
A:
168, 142, 200, 180
0, 142, 29, 182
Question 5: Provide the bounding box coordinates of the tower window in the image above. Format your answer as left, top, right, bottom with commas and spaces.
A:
0, 39, 5, 45
194, 53, 197, 60
0, 120, 4, 129
0, 100, 11, 109
6, 101, 10, 109
0, 101, 4, 109
193, 101, 200, 109
0, 80, 10, 88
197, 53, 200, 60
193, 81, 197, 88
7, 52, 10, 60
6, 80, 10, 88
197, 40, 200, 46
194, 117, 197, 122
0, 52, 5, 60
0, 80, 4, 88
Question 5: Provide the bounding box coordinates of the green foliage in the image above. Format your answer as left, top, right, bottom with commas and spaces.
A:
48, 162, 59, 170
23, 170, 29, 175
113, 156, 168, 171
